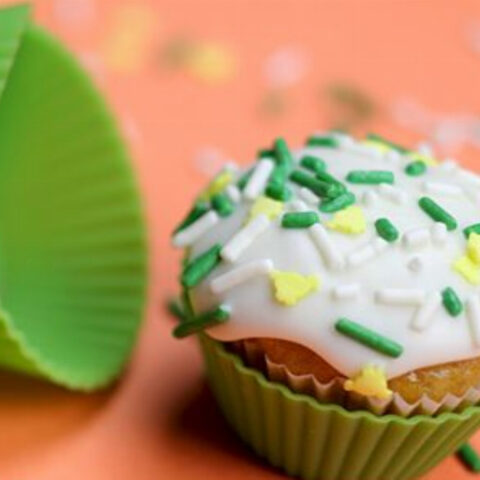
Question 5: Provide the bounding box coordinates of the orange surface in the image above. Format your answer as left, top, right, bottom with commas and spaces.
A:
1, 0, 480, 478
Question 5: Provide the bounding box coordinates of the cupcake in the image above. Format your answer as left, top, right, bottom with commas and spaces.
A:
172, 132, 480, 480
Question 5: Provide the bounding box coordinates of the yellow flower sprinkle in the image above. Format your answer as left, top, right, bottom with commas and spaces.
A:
468, 233, 480, 265
248, 196, 283, 222
362, 139, 391, 154
453, 255, 480, 285
198, 170, 233, 201
186, 43, 236, 84
327, 206, 366, 234
408, 152, 438, 167
344, 365, 392, 400
270, 270, 320, 306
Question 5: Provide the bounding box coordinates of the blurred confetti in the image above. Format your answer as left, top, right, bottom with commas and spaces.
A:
324, 82, 376, 131
391, 98, 480, 154
263, 46, 309, 89
53, 0, 97, 29
160, 37, 236, 84
194, 147, 230, 176
102, 2, 158, 73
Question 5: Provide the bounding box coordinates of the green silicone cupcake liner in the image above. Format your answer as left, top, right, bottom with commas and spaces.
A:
199, 334, 480, 480
0, 5, 147, 390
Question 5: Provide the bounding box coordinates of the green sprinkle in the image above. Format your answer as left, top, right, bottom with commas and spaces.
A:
464, 223, 480, 238
374, 218, 399, 243
457, 443, 480, 472
320, 192, 356, 213
442, 287, 463, 317
306, 135, 339, 148
405, 160, 427, 176
316, 170, 347, 193
237, 169, 253, 191
173, 201, 209, 234
181, 244, 222, 288
173, 305, 230, 338
167, 297, 187, 322
290, 170, 342, 198
265, 182, 292, 201
366, 133, 409, 153
300, 155, 326, 174
418, 197, 457, 231
334, 318, 403, 358
282, 211, 319, 228
346, 170, 394, 185
211, 193, 234, 217
258, 148, 274, 159
273, 137, 293, 168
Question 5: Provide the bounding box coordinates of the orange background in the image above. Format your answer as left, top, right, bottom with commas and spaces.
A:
1, 0, 480, 478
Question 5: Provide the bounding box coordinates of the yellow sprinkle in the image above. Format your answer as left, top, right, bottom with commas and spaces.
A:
468, 233, 480, 265
327, 206, 366, 234
344, 365, 392, 400
198, 171, 233, 201
270, 270, 320, 307
248, 196, 283, 222
362, 139, 391, 154
186, 43, 236, 84
453, 255, 480, 285
408, 152, 438, 167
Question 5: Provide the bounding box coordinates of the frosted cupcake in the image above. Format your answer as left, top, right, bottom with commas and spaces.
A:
172, 132, 480, 480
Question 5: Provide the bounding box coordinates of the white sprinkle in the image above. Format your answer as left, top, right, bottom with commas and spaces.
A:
345, 143, 382, 159
439, 159, 459, 174
458, 169, 480, 189
410, 292, 442, 332
221, 214, 270, 263
376, 289, 426, 306
378, 183, 408, 204
431, 222, 448, 246
210, 259, 273, 294
225, 184, 241, 203
362, 190, 378, 207
332, 284, 360, 300
330, 131, 354, 147
467, 295, 480, 347
290, 199, 309, 212
384, 149, 402, 163
346, 238, 389, 268
407, 255, 424, 273
423, 181, 463, 197
402, 227, 431, 250
172, 211, 219, 248
298, 187, 319, 206
243, 159, 274, 200
309, 223, 345, 271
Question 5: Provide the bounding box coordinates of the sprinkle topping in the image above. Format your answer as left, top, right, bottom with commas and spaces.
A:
270, 270, 320, 306
248, 195, 283, 222
375, 218, 399, 243
467, 233, 480, 265
199, 171, 234, 201
346, 170, 394, 185
182, 244, 222, 288
173, 305, 230, 338
405, 161, 427, 176
300, 155, 326, 174
418, 196, 457, 231
442, 287, 463, 317
282, 211, 319, 229
327, 206, 366, 235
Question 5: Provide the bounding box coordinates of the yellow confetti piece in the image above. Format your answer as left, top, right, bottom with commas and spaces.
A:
468, 233, 480, 265
270, 270, 320, 307
344, 365, 392, 400
362, 139, 391, 154
186, 43, 236, 84
408, 152, 438, 167
453, 255, 480, 285
248, 196, 283, 222
327, 206, 366, 235
198, 171, 234, 201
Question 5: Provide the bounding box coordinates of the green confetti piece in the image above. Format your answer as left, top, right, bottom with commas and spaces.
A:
0, 5, 148, 390
211, 193, 234, 217
335, 318, 403, 358
237, 168, 253, 191
366, 133, 409, 153
300, 155, 326, 174
375, 218, 399, 243
346, 170, 395, 185
173, 201, 209, 234
316, 170, 347, 193
457, 443, 480, 472
173, 305, 230, 338
265, 182, 292, 201
419, 197, 458, 231
273, 137, 293, 168
442, 287, 463, 317
306, 135, 339, 148
405, 160, 427, 176
290, 170, 342, 198
319, 192, 356, 213
464, 223, 480, 238
181, 244, 222, 288
258, 148, 274, 159
281, 211, 319, 229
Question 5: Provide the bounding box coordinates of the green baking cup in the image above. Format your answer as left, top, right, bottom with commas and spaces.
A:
0, 5, 147, 389
199, 335, 480, 480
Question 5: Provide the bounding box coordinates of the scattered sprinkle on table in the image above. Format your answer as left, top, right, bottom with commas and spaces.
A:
173, 305, 230, 338
457, 443, 480, 473
375, 218, 399, 243
282, 211, 319, 228
418, 196, 457, 231
335, 317, 404, 358
346, 170, 394, 185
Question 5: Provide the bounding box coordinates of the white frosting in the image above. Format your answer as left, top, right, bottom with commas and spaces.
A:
181, 135, 480, 380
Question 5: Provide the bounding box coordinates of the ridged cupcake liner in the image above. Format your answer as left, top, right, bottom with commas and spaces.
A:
233, 339, 480, 417
0, 5, 147, 390
200, 334, 480, 480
